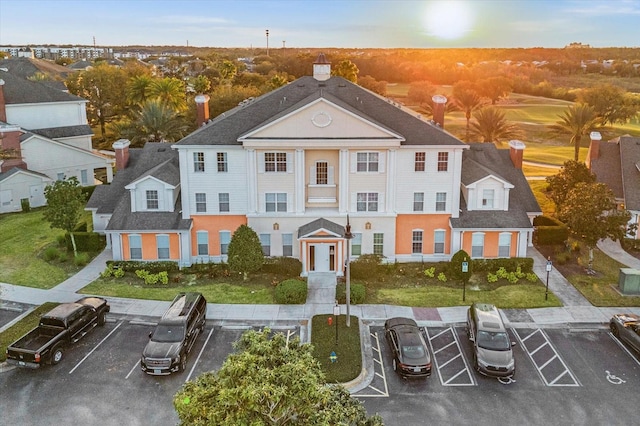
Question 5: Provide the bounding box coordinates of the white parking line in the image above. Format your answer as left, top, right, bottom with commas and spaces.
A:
608, 332, 640, 367
69, 321, 123, 375
125, 359, 140, 379
186, 327, 215, 383
357, 332, 389, 397
426, 327, 475, 387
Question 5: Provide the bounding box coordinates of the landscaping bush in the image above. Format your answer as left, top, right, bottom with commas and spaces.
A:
107, 260, 179, 273
261, 257, 302, 277
43, 246, 60, 261
534, 215, 569, 246
350, 254, 383, 280
74, 252, 90, 266
275, 279, 307, 304
471, 257, 534, 273
187, 261, 231, 278
135, 269, 169, 285
622, 238, 640, 252
336, 282, 366, 304
65, 232, 106, 252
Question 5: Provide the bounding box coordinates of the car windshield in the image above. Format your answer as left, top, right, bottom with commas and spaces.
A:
401, 345, 426, 359
477, 330, 510, 351
152, 325, 185, 342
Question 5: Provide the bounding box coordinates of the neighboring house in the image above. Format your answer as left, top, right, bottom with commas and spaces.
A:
587, 132, 640, 239
87, 55, 541, 275
0, 167, 52, 213
0, 68, 114, 196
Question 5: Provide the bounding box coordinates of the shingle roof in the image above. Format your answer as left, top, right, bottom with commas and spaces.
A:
590, 141, 624, 199
298, 218, 345, 238
618, 136, 640, 211
451, 143, 541, 230
0, 166, 51, 182
0, 69, 85, 104
0, 57, 72, 80
176, 76, 465, 148
29, 124, 93, 139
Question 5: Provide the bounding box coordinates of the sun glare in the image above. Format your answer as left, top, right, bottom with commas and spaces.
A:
424, 1, 473, 40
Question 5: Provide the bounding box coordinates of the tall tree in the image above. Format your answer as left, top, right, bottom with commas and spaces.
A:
358, 75, 387, 96
578, 83, 640, 126
227, 224, 264, 280
173, 328, 383, 426
476, 76, 512, 105
545, 160, 596, 211
148, 77, 187, 111
452, 81, 484, 142
469, 107, 522, 144
550, 103, 600, 161
126, 74, 154, 107
407, 81, 436, 109
332, 59, 359, 83
558, 182, 631, 270
43, 178, 87, 257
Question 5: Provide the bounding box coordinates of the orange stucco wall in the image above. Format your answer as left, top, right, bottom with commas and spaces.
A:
121, 232, 181, 260
461, 231, 517, 257
191, 215, 247, 256
395, 214, 451, 255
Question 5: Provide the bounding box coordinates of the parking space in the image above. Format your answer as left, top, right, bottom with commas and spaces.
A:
426, 326, 476, 386
354, 328, 389, 397
0, 304, 30, 329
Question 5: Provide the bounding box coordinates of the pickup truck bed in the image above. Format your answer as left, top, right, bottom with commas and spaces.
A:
11, 327, 63, 352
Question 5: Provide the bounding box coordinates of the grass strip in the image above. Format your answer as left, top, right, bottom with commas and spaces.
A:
0, 302, 59, 362
312, 314, 361, 383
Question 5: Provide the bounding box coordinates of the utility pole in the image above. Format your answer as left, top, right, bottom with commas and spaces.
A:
265, 29, 269, 56
344, 215, 353, 327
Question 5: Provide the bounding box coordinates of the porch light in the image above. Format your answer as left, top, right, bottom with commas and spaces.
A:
273, 222, 279, 230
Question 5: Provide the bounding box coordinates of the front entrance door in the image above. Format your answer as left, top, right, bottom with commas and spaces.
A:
310, 243, 335, 272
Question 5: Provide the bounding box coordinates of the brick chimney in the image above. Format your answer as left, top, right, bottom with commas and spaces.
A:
113, 139, 130, 171
0, 79, 7, 123
194, 94, 210, 127
509, 140, 525, 169
587, 131, 602, 168
432, 95, 447, 128
0, 124, 27, 172
313, 53, 331, 81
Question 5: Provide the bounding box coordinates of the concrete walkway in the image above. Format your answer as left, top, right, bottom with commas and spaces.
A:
597, 238, 640, 269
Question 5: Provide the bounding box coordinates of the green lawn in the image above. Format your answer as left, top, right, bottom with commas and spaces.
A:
311, 314, 361, 383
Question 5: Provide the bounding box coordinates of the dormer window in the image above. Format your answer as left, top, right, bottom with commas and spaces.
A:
482, 189, 494, 208
146, 190, 159, 210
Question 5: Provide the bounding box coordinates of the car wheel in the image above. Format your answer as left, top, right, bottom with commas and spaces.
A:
610, 322, 619, 337
392, 358, 398, 372
473, 352, 479, 371
51, 345, 64, 365
179, 354, 188, 372
97, 312, 106, 326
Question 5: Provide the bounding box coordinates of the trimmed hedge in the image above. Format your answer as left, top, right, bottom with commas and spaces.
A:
65, 232, 106, 252
350, 254, 384, 280
534, 215, 569, 245
261, 257, 302, 277
107, 260, 180, 273
275, 279, 307, 304
471, 257, 534, 273
336, 282, 366, 304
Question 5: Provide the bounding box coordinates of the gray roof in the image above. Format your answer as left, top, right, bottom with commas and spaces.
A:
86, 142, 190, 232
0, 166, 51, 182
0, 57, 72, 80
592, 136, 640, 210
0, 69, 85, 105
451, 143, 541, 230
176, 76, 465, 148
298, 218, 345, 238
26, 125, 93, 139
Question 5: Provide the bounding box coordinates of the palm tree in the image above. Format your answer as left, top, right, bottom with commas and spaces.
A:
469, 107, 523, 144
452, 82, 484, 142
149, 78, 187, 111
135, 99, 190, 143
551, 103, 600, 161
126, 75, 154, 107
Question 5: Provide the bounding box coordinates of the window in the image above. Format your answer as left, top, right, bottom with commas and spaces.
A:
413, 192, 424, 212
373, 233, 384, 256
146, 190, 159, 210
357, 152, 379, 172
218, 193, 230, 212
193, 152, 205, 172
157, 235, 170, 259
412, 230, 423, 254
57, 173, 65, 181
260, 234, 271, 256
265, 152, 287, 172
482, 189, 495, 208
316, 161, 328, 185
498, 233, 511, 257
282, 233, 293, 256
436, 192, 446, 212
351, 233, 362, 256
129, 235, 142, 260
80, 169, 88, 185
434, 230, 445, 254
472, 233, 484, 258
195, 193, 206, 212
414, 152, 426, 172
357, 192, 378, 212
220, 231, 231, 255
266, 193, 287, 212
217, 152, 228, 172
197, 231, 209, 256
437, 152, 448, 172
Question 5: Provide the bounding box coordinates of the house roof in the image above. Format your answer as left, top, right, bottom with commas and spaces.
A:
175, 75, 465, 148
24, 124, 93, 139
0, 166, 52, 183
298, 218, 345, 238
0, 57, 72, 80
0, 69, 85, 104
590, 136, 640, 210
451, 143, 541, 230
87, 142, 190, 231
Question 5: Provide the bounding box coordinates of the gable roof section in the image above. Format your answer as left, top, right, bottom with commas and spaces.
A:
30, 124, 93, 139
461, 154, 512, 188
0, 70, 85, 104
0, 57, 72, 80
175, 76, 465, 148
0, 166, 52, 183
20, 132, 111, 161
590, 140, 624, 199
126, 158, 180, 189
618, 136, 640, 210
298, 218, 345, 239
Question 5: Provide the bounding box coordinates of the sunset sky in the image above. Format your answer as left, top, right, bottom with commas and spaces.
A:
1, 0, 638, 48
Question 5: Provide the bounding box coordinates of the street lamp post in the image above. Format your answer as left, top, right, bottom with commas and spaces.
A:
265, 29, 269, 56
462, 258, 469, 302
333, 301, 340, 345
545, 256, 552, 301
344, 215, 353, 327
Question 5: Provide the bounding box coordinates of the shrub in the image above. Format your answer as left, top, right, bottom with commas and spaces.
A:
275, 279, 307, 304
58, 252, 68, 263
134, 269, 169, 285
487, 272, 498, 283
554, 251, 573, 265
43, 246, 60, 261
437, 272, 447, 282
108, 260, 179, 273
74, 252, 90, 266
350, 254, 383, 280
423, 267, 436, 278
526, 272, 539, 282
336, 282, 366, 304
261, 257, 302, 277
65, 232, 106, 252
471, 258, 534, 273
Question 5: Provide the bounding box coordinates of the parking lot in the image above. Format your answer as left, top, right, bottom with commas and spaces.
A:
359, 325, 640, 425
0, 315, 300, 426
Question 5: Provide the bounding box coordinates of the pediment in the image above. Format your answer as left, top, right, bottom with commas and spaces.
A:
465, 174, 513, 189
240, 98, 403, 142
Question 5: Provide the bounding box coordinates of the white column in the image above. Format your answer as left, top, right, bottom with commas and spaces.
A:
451, 149, 464, 218
246, 149, 257, 214
386, 149, 396, 213
177, 149, 191, 219
295, 149, 305, 213
301, 240, 308, 276
339, 149, 349, 213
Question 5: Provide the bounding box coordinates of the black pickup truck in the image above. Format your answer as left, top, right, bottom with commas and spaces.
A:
6, 297, 110, 368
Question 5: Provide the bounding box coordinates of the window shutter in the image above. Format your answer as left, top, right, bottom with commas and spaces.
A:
286, 152, 293, 173
378, 193, 385, 211
328, 166, 335, 185
350, 192, 357, 211
350, 153, 357, 173
379, 152, 386, 173
258, 153, 265, 173
310, 166, 317, 185
287, 193, 291, 212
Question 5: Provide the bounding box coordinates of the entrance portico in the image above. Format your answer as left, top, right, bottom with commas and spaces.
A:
298, 218, 347, 277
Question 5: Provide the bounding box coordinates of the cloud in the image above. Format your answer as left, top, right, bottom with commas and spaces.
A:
563, 0, 640, 16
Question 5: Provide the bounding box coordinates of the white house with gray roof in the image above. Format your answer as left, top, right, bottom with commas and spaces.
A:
88, 55, 541, 275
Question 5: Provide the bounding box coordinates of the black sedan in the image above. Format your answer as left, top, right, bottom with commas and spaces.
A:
384, 317, 432, 378
610, 313, 640, 354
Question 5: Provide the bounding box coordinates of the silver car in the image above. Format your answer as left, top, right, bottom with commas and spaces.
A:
610, 313, 640, 354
